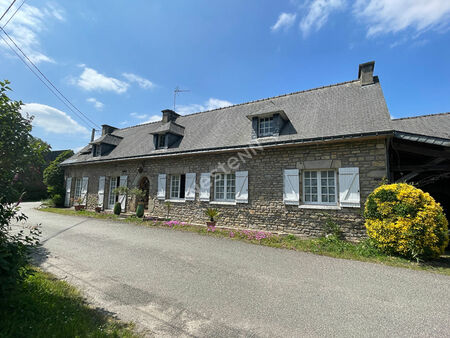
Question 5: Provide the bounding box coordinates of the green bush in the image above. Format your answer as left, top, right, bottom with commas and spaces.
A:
136, 204, 144, 218
43, 150, 74, 204
0, 201, 40, 296
113, 202, 121, 216
365, 183, 449, 260
51, 194, 64, 207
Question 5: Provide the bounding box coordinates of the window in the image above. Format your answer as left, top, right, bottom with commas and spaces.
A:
303, 170, 336, 204
214, 173, 235, 201
258, 117, 274, 137
95, 145, 101, 157
170, 174, 185, 199
74, 178, 82, 199
108, 177, 119, 207
157, 134, 166, 148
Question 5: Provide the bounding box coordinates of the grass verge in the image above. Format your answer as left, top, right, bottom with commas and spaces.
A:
0, 268, 139, 337
39, 207, 450, 276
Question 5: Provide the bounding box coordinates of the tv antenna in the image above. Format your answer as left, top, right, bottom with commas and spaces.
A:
173, 86, 190, 111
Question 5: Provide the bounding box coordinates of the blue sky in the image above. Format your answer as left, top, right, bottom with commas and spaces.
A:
1, 0, 449, 151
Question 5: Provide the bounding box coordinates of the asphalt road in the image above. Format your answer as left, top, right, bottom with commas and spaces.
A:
14, 202, 450, 337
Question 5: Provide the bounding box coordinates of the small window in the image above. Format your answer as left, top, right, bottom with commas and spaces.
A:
258, 116, 274, 137
74, 178, 82, 199
170, 174, 185, 199
214, 173, 235, 201
93, 145, 101, 157
303, 170, 336, 204
158, 134, 166, 148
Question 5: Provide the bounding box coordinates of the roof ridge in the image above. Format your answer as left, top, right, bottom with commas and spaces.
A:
392, 112, 450, 121
179, 79, 361, 118
115, 78, 361, 131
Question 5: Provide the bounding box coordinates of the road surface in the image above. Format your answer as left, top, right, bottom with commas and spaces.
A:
14, 202, 450, 337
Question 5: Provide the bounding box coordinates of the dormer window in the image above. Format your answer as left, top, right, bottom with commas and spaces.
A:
95, 144, 101, 157
258, 116, 274, 137
157, 134, 166, 149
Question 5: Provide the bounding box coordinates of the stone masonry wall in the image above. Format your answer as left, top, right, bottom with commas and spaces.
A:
64, 138, 388, 240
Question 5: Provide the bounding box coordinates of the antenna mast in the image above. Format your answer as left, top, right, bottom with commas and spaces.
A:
173, 86, 190, 111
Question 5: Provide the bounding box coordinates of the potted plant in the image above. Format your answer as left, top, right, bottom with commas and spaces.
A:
74, 197, 85, 211
205, 208, 220, 227
130, 188, 146, 217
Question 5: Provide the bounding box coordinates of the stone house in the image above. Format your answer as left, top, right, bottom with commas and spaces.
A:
61, 62, 450, 239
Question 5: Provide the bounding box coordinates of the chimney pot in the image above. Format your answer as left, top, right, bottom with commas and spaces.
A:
358, 61, 375, 86
90, 128, 96, 142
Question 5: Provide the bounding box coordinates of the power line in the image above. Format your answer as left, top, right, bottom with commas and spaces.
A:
0, 27, 100, 129
2, 0, 26, 28
0, 30, 99, 131
0, 0, 16, 22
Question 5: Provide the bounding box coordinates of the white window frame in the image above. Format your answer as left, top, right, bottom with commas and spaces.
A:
108, 177, 118, 209
214, 173, 236, 202
170, 174, 182, 200
258, 116, 274, 137
74, 178, 82, 200
303, 170, 337, 205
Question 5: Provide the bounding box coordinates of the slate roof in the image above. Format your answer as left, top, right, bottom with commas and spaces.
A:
90, 134, 123, 146
62, 75, 450, 166
150, 121, 185, 136
392, 112, 450, 140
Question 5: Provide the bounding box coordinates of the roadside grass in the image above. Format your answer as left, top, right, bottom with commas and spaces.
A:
39, 207, 450, 276
0, 268, 139, 338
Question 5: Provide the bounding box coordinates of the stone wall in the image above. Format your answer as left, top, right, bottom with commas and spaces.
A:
64, 138, 388, 240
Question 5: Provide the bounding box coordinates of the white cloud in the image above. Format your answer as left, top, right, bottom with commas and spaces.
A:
76, 66, 129, 94
122, 73, 155, 89
0, 0, 65, 63
130, 112, 160, 124
299, 0, 345, 37
177, 98, 233, 115
86, 97, 104, 110
271, 13, 297, 31
21, 103, 90, 135
353, 0, 450, 36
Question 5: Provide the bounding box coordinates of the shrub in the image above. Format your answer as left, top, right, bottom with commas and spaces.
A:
0, 201, 40, 296
51, 194, 64, 207
364, 183, 448, 260
43, 150, 74, 203
113, 202, 121, 216
136, 204, 144, 218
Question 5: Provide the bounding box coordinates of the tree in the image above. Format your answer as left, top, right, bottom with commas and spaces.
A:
0, 80, 49, 203
43, 150, 74, 205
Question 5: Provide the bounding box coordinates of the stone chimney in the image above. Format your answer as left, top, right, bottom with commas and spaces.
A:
162, 109, 180, 123
101, 124, 117, 136
358, 61, 375, 86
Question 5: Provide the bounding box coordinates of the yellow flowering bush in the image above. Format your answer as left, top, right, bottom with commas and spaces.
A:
364, 183, 448, 260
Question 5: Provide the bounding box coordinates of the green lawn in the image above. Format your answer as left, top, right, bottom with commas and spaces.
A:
39, 207, 450, 276
0, 269, 139, 338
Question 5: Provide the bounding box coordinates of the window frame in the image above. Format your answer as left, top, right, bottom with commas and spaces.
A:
169, 174, 185, 200
74, 178, 82, 199
214, 173, 236, 202
157, 134, 166, 149
302, 170, 337, 205
258, 116, 274, 137
108, 177, 119, 208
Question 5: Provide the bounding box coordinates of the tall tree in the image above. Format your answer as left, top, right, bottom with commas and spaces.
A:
0, 80, 50, 203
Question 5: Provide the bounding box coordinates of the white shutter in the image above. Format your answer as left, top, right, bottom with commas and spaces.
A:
199, 173, 210, 201
235, 171, 248, 203
119, 175, 127, 211
64, 177, 72, 207
283, 169, 299, 205
339, 167, 360, 208
97, 176, 105, 209
81, 177, 89, 206
185, 173, 196, 200
157, 174, 166, 200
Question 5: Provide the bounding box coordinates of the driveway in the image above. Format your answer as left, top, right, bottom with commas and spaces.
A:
15, 202, 450, 337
